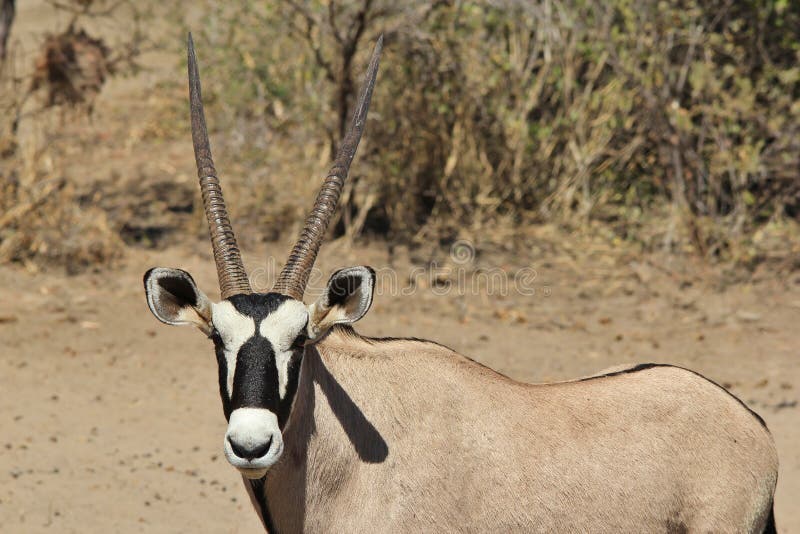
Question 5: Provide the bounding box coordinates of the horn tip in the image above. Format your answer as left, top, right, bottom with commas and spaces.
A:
367, 35, 383, 76
187, 33, 199, 95
187, 34, 197, 74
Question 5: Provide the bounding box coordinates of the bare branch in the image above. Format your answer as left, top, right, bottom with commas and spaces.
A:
328, 0, 344, 46
44, 0, 128, 18
0, 0, 14, 63
283, 0, 336, 82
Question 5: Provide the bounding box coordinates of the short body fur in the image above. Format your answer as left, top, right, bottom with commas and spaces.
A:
151, 36, 777, 533
258, 327, 777, 533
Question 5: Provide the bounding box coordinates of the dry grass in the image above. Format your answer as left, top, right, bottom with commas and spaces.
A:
29, 24, 113, 115
1, 0, 798, 275
0, 19, 123, 273
183, 0, 799, 262
0, 164, 124, 273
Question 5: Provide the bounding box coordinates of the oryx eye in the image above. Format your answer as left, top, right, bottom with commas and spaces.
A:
291, 318, 309, 349
292, 333, 307, 349
209, 327, 221, 342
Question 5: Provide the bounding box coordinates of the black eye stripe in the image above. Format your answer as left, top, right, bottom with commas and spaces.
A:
211, 332, 232, 420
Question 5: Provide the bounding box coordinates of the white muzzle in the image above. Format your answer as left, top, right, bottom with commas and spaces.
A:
224, 407, 284, 479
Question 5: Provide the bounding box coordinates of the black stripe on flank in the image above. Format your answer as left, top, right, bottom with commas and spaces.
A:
353, 328, 770, 432
356, 328, 511, 380
359, 332, 458, 354
574, 362, 663, 382
577, 363, 768, 430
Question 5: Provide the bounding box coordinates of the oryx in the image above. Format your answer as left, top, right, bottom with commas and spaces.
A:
143, 35, 778, 533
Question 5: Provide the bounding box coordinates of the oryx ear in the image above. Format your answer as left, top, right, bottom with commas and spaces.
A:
143, 267, 213, 335
307, 266, 375, 339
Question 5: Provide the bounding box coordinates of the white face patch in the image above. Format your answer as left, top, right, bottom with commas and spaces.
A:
211, 301, 256, 398
259, 300, 308, 399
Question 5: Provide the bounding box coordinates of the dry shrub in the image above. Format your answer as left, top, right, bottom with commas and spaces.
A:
367, 0, 800, 251
29, 24, 112, 115
0, 173, 123, 273
0, 23, 122, 273
183, 0, 800, 264
0, 0, 14, 64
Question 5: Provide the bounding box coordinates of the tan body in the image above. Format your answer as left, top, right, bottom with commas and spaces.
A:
149, 36, 778, 533
259, 327, 777, 533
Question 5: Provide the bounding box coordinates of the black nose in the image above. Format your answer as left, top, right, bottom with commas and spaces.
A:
228, 436, 273, 460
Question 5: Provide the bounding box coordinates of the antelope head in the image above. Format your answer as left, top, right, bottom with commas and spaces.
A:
143, 34, 382, 479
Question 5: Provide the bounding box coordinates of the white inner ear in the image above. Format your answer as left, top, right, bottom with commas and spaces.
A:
175, 305, 211, 333
211, 301, 256, 398
306, 300, 329, 340
145, 269, 211, 331
260, 300, 308, 399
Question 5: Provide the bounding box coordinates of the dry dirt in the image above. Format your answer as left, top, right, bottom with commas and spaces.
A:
1, 2, 798, 533
0, 242, 798, 533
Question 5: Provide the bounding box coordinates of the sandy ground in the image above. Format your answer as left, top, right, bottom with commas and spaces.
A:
0, 243, 798, 533
1, 2, 798, 532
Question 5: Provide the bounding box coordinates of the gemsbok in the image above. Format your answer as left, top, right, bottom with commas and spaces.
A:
143, 34, 778, 533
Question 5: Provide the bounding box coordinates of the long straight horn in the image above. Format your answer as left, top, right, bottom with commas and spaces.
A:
188, 33, 251, 299
273, 35, 383, 300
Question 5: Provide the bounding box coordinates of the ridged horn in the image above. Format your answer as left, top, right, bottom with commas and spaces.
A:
272, 35, 383, 300
188, 33, 251, 299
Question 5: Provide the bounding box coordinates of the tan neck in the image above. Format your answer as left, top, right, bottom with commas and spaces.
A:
262, 327, 388, 530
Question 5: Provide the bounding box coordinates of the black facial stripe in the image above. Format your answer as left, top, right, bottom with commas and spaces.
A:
213, 292, 306, 428
231, 336, 280, 411
211, 331, 232, 420
276, 351, 303, 428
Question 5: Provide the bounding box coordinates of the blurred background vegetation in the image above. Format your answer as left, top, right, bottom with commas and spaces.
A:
1, 0, 798, 273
